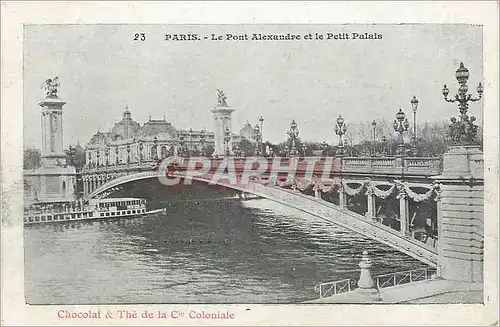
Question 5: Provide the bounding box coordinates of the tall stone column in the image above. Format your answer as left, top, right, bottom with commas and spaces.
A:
33, 79, 77, 203
211, 90, 235, 156
432, 145, 484, 282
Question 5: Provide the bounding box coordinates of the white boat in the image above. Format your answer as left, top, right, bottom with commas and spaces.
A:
24, 197, 161, 226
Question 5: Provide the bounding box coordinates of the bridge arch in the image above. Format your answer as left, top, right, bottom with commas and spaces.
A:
85, 170, 438, 267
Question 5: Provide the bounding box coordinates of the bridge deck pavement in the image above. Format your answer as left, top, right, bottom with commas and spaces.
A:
306, 279, 483, 304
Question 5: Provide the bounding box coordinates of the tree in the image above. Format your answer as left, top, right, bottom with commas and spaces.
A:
238, 138, 255, 156
24, 148, 41, 170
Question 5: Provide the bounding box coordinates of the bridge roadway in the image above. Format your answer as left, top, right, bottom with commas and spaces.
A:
85, 169, 438, 267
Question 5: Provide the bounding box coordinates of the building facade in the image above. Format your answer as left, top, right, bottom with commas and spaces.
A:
84, 107, 244, 167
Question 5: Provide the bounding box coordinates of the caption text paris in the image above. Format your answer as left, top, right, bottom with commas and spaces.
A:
163, 32, 383, 41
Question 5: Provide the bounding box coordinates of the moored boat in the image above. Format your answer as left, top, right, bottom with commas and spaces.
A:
24, 197, 160, 225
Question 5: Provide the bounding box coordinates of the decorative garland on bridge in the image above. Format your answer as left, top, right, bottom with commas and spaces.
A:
341, 179, 368, 197
398, 181, 437, 203
368, 183, 397, 199
295, 178, 312, 191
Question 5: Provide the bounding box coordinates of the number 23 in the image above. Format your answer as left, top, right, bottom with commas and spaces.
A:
133, 33, 146, 41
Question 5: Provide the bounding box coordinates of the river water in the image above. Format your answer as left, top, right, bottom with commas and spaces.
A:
24, 198, 426, 304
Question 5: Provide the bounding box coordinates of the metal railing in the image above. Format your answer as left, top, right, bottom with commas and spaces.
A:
314, 267, 437, 299
314, 278, 357, 299
375, 267, 437, 290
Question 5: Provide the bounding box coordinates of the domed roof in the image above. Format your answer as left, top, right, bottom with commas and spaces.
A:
111, 106, 141, 140
240, 121, 255, 139
139, 118, 178, 140
87, 132, 112, 146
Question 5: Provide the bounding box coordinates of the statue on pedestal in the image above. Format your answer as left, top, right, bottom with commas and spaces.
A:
42, 77, 60, 98
216, 89, 228, 107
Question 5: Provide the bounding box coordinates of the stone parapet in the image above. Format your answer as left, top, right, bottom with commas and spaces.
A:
433, 145, 484, 282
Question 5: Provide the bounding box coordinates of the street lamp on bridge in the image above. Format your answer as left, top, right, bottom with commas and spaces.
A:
442, 62, 483, 145
199, 128, 206, 156
253, 123, 261, 155
287, 120, 299, 156
393, 108, 410, 155
371, 120, 377, 156
259, 116, 264, 155
188, 128, 193, 157
381, 136, 387, 156
410, 95, 419, 156
334, 114, 347, 155
224, 127, 231, 156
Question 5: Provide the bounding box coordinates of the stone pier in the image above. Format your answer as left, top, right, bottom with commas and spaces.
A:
433, 145, 484, 282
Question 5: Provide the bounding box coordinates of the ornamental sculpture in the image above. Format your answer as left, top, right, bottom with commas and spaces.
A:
216, 89, 228, 107
42, 77, 60, 98
442, 62, 483, 145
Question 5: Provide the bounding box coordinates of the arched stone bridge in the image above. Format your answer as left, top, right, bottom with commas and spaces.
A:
85, 167, 440, 267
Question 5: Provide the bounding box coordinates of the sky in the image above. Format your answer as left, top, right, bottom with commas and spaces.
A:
23, 24, 483, 149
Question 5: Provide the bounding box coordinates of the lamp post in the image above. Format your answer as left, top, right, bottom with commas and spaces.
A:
259, 116, 264, 154
138, 142, 143, 162
105, 145, 109, 166
371, 120, 377, 156
199, 128, 206, 157
393, 109, 410, 155
410, 95, 419, 156
322, 141, 329, 156
178, 135, 184, 157
188, 128, 193, 157
253, 123, 261, 155
334, 114, 348, 156
287, 120, 299, 156
301, 143, 307, 157
381, 136, 387, 156
224, 127, 231, 156
442, 62, 483, 145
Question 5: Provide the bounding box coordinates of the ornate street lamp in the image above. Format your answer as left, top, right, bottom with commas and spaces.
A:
188, 128, 193, 157
287, 119, 300, 156
334, 114, 348, 155
224, 127, 231, 156
105, 145, 110, 166
199, 128, 206, 157
442, 62, 483, 145
381, 136, 388, 156
153, 136, 159, 160
259, 116, 264, 154
253, 123, 261, 155
393, 108, 410, 155
321, 141, 329, 156
410, 95, 419, 156
371, 120, 377, 156
178, 135, 184, 157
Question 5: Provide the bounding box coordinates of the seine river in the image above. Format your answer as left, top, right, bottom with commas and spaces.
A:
24, 198, 426, 304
